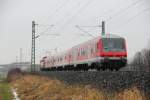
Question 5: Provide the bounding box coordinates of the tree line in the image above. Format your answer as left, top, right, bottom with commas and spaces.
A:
130, 43, 150, 71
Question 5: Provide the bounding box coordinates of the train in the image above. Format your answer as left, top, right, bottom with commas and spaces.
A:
40, 34, 127, 71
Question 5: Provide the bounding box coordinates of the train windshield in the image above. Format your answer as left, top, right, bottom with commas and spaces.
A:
102, 38, 125, 51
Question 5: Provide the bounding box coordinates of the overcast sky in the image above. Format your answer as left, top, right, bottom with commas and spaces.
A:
0, 0, 150, 64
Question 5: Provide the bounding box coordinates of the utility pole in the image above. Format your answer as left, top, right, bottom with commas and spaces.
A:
31, 21, 37, 72
20, 48, 22, 67
75, 21, 106, 37
16, 56, 18, 68
31, 21, 56, 72
101, 21, 105, 36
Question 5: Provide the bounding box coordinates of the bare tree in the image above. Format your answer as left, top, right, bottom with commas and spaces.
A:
131, 48, 150, 71
142, 49, 150, 71
131, 52, 144, 70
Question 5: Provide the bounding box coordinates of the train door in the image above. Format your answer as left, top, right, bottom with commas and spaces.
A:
67, 52, 71, 65
72, 49, 77, 64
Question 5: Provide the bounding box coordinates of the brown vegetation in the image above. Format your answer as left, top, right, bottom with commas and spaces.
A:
116, 87, 146, 100
10, 74, 147, 100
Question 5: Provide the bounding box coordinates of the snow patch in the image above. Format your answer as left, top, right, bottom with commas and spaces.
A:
12, 88, 20, 100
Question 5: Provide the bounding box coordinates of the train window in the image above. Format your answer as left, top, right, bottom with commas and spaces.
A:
91, 48, 93, 53
102, 38, 125, 51
81, 48, 86, 56
81, 49, 83, 55
82, 51, 84, 55
78, 52, 80, 56
84, 51, 86, 55
69, 55, 72, 58
84, 48, 86, 55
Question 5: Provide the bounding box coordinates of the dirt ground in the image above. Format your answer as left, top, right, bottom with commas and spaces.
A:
9, 74, 148, 100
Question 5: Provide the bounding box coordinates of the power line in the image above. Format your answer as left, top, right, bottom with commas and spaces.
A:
75, 21, 105, 36
76, 25, 100, 28
35, 25, 54, 39
75, 25, 95, 38
40, 0, 60, 24
54, 0, 82, 25
57, 0, 95, 33
106, 0, 144, 22
42, 0, 71, 24
37, 24, 55, 27
114, 7, 150, 31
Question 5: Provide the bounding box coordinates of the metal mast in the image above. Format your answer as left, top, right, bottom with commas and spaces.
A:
20, 48, 22, 67
31, 21, 36, 72
101, 21, 105, 36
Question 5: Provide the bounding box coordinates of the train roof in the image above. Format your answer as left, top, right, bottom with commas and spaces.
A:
101, 34, 123, 38
43, 34, 124, 58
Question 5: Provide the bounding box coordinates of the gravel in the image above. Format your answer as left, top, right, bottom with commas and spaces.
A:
38, 71, 150, 95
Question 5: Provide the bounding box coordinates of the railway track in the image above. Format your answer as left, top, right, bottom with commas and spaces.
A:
37, 71, 150, 95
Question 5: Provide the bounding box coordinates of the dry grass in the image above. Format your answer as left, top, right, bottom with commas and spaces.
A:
115, 87, 146, 100
11, 74, 147, 100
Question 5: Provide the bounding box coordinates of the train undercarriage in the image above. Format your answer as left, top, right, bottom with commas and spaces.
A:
40, 59, 127, 71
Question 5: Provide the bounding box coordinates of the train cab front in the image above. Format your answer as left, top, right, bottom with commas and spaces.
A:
99, 35, 127, 70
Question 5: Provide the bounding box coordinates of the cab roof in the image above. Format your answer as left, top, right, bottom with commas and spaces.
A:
101, 34, 123, 38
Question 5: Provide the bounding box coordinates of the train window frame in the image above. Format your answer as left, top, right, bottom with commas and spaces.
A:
78, 52, 80, 56
102, 38, 125, 51
91, 48, 93, 54
60, 57, 62, 61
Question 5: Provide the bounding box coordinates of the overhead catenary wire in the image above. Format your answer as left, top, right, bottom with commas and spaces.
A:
74, 24, 101, 37
41, 0, 71, 25
54, 0, 83, 26
37, 24, 55, 27
106, 0, 144, 22
40, 0, 60, 24
76, 25, 101, 28
37, 0, 73, 39
75, 25, 95, 38
105, 0, 148, 31
57, 0, 95, 33
114, 7, 150, 31
35, 25, 55, 39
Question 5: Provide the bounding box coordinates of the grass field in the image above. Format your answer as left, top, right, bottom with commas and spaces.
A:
11, 74, 147, 100
0, 81, 13, 100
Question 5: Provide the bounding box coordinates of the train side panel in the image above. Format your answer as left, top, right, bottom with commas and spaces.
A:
40, 34, 127, 71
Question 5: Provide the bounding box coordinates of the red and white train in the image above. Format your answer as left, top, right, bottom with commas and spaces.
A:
40, 34, 127, 71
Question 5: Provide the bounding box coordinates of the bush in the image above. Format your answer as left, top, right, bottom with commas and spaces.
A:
7, 68, 22, 82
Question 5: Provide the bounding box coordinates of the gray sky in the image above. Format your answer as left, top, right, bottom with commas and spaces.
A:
0, 0, 150, 64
